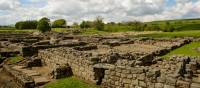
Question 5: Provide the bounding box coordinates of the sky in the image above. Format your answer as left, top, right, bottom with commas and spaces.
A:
0, 0, 200, 25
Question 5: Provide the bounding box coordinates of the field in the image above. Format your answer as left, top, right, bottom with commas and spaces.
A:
44, 77, 98, 88
0, 28, 69, 33
134, 30, 200, 38
146, 18, 200, 31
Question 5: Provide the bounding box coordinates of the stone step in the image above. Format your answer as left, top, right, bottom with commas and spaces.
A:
12, 66, 26, 71
192, 74, 200, 84
191, 83, 200, 88
33, 77, 50, 86
22, 70, 41, 76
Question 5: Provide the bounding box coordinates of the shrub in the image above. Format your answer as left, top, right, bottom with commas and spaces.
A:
72, 22, 79, 28
37, 17, 51, 32
52, 19, 67, 28
80, 21, 93, 29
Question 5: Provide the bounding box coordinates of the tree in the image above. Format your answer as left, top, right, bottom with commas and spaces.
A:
131, 21, 143, 31
15, 20, 38, 29
37, 17, 51, 32
52, 19, 67, 28
94, 16, 104, 30
40, 17, 50, 22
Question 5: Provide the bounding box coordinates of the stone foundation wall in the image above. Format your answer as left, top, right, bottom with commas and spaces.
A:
38, 48, 97, 83
102, 56, 200, 88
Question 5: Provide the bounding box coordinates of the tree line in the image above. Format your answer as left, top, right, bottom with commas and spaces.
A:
15, 18, 66, 30
15, 16, 175, 33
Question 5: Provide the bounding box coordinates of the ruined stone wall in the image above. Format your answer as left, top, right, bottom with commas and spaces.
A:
3, 65, 35, 88
38, 48, 97, 83
102, 56, 200, 88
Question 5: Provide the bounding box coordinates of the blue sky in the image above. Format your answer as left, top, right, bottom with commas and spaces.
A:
0, 0, 200, 25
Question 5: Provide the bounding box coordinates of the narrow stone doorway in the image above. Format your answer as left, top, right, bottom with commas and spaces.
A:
94, 68, 105, 85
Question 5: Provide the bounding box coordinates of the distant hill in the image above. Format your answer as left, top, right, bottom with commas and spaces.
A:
145, 18, 200, 31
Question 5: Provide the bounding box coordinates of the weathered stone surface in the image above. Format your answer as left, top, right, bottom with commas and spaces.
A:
164, 85, 175, 88
190, 83, 200, 88
155, 83, 164, 88
34, 77, 50, 86
176, 80, 190, 88
139, 81, 147, 88
50, 64, 73, 79
3, 65, 35, 88
165, 77, 177, 86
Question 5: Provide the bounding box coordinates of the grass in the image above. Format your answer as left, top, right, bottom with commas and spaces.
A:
52, 28, 68, 32
0, 29, 37, 33
104, 25, 134, 32
163, 42, 200, 59
0, 28, 68, 33
134, 30, 200, 38
80, 28, 108, 35
8, 55, 24, 64
44, 77, 98, 88
146, 18, 200, 31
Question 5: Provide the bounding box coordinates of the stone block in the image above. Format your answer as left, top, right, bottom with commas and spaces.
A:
155, 83, 164, 88
165, 77, 177, 86
138, 73, 146, 81
132, 79, 139, 86
123, 78, 131, 84
164, 85, 175, 88
191, 83, 200, 88
176, 80, 190, 88
139, 81, 147, 88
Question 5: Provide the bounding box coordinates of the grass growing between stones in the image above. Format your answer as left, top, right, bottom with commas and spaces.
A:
44, 77, 98, 88
8, 55, 24, 64
135, 30, 200, 38
163, 42, 200, 59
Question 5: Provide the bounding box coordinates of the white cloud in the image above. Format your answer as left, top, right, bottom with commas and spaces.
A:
0, 0, 20, 10
0, 0, 200, 25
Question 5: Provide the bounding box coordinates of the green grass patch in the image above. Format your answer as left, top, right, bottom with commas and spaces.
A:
0, 29, 37, 33
44, 77, 98, 88
80, 28, 108, 35
135, 30, 200, 38
8, 55, 24, 64
163, 42, 200, 59
0, 28, 68, 33
103, 25, 134, 32
176, 24, 200, 31
52, 28, 68, 32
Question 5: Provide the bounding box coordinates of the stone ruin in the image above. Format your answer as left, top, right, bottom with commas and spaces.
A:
0, 32, 200, 88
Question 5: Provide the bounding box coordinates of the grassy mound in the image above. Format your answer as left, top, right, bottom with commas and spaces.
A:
44, 77, 98, 88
